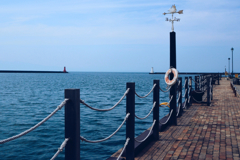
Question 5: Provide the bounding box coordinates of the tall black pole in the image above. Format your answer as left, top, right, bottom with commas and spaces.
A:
231, 48, 233, 77
170, 31, 177, 125
65, 89, 80, 160
153, 80, 159, 140
126, 82, 135, 160
228, 58, 230, 77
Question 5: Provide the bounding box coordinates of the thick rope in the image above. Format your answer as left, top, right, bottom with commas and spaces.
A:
117, 138, 130, 160
178, 80, 181, 87
80, 113, 130, 143
159, 85, 171, 93
177, 92, 181, 103
50, 138, 69, 160
176, 103, 181, 117
0, 99, 68, 144
135, 84, 156, 98
182, 89, 187, 98
182, 100, 187, 109
159, 110, 173, 125
168, 96, 173, 104
80, 88, 130, 111
192, 79, 200, 85
135, 120, 156, 143
193, 89, 207, 93
192, 96, 205, 103
135, 102, 156, 120
188, 96, 191, 103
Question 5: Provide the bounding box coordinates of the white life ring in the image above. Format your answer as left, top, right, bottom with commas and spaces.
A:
164, 68, 178, 86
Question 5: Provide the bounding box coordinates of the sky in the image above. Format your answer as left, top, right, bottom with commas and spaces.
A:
0, 0, 239, 72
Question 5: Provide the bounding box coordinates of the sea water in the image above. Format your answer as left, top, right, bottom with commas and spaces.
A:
0, 72, 190, 160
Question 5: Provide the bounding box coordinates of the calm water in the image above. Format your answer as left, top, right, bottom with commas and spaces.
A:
0, 72, 191, 160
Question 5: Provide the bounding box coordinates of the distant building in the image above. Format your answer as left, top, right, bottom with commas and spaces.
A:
150, 67, 154, 73
63, 66, 67, 73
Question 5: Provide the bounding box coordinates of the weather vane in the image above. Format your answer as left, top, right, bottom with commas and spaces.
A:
163, 5, 183, 32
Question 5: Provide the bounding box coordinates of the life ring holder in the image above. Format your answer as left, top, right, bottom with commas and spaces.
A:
164, 68, 178, 86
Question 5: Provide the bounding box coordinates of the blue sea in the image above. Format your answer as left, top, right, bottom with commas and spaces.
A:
0, 72, 192, 160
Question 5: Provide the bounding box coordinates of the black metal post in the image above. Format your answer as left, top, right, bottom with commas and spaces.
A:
207, 78, 210, 106
185, 77, 188, 108
195, 76, 198, 90
189, 77, 192, 106
218, 73, 220, 85
153, 80, 159, 140
228, 58, 230, 78
211, 77, 213, 100
65, 89, 80, 160
232, 48, 234, 77
178, 77, 183, 116
169, 31, 177, 126
126, 82, 135, 160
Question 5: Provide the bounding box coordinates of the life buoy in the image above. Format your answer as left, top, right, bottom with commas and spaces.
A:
164, 68, 178, 86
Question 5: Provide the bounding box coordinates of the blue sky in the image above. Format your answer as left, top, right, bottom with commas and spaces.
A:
0, 0, 239, 72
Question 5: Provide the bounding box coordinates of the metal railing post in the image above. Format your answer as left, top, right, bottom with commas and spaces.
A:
170, 80, 177, 125
195, 76, 199, 90
211, 77, 213, 100
178, 77, 183, 116
185, 77, 188, 108
207, 78, 210, 106
126, 82, 135, 160
189, 77, 192, 106
64, 89, 80, 160
153, 80, 159, 140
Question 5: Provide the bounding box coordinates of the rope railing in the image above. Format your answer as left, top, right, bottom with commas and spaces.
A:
176, 103, 181, 117
0, 99, 68, 144
51, 138, 69, 160
80, 88, 130, 112
188, 96, 191, 103
191, 96, 205, 104
135, 120, 156, 143
117, 138, 130, 160
203, 95, 208, 101
178, 80, 181, 87
159, 85, 171, 93
135, 84, 156, 98
193, 88, 207, 93
168, 95, 173, 104
192, 79, 200, 85
177, 92, 181, 103
182, 100, 187, 109
80, 113, 130, 143
159, 110, 173, 125
135, 102, 156, 120
182, 89, 187, 98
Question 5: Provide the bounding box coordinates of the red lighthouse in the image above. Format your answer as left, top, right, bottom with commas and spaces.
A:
63, 66, 66, 73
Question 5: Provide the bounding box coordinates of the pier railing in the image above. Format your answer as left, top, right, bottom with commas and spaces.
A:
0, 73, 221, 160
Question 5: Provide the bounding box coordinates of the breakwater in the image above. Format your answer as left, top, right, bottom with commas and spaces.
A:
0, 70, 68, 73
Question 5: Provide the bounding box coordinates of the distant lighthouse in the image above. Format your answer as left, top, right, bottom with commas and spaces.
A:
150, 67, 154, 73
63, 66, 67, 73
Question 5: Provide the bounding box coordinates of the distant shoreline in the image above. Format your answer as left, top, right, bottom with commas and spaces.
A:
0, 70, 68, 73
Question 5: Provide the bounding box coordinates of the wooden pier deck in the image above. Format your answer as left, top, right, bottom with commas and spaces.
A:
111, 79, 240, 160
